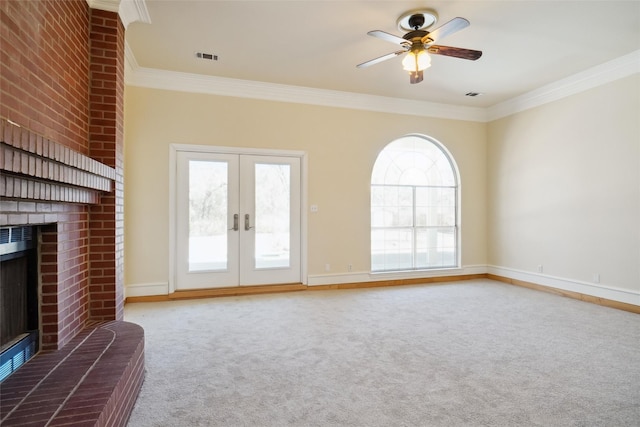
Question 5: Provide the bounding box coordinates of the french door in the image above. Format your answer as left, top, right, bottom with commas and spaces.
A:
176, 151, 301, 289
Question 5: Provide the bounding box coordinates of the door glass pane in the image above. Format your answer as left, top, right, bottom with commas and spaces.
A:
255, 163, 290, 269
189, 160, 228, 272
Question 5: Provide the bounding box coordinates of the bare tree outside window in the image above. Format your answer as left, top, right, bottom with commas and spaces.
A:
188, 161, 228, 271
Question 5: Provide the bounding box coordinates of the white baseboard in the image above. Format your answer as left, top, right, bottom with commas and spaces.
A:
124, 266, 639, 307
307, 265, 488, 286
125, 282, 169, 298
487, 265, 640, 306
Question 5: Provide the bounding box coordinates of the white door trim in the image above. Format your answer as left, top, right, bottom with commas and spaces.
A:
169, 143, 308, 294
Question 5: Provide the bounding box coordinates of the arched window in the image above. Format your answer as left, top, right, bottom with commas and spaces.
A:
371, 134, 459, 272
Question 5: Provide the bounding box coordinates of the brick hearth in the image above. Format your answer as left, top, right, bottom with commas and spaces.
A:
0, 321, 144, 427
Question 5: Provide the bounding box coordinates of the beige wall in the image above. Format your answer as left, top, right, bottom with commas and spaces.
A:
124, 87, 487, 289
487, 74, 640, 297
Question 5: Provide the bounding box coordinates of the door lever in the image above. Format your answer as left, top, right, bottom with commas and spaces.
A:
229, 213, 239, 231
244, 214, 253, 231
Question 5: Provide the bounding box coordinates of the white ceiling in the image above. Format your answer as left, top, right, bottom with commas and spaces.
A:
125, 1, 640, 109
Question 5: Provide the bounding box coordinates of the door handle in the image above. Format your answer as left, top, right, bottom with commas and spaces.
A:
229, 213, 239, 231
244, 214, 253, 231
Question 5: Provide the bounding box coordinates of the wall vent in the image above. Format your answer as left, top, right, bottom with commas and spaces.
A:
195, 52, 218, 61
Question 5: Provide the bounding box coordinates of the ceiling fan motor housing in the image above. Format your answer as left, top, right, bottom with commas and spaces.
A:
403, 30, 431, 45
408, 14, 425, 30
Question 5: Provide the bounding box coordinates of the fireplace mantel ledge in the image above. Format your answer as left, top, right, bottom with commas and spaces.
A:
0, 118, 115, 205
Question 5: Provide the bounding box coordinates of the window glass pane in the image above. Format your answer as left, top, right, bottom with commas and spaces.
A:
188, 160, 227, 272
371, 228, 413, 271
438, 188, 456, 227
372, 186, 413, 227
415, 227, 457, 269
371, 186, 384, 207
255, 163, 290, 269
371, 135, 456, 186
415, 187, 456, 226
376, 186, 413, 227
371, 186, 386, 227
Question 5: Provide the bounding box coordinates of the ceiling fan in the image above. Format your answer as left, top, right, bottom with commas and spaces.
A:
357, 10, 482, 84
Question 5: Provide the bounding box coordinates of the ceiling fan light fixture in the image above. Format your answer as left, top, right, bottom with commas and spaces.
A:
402, 49, 431, 72
358, 14, 481, 85
409, 70, 424, 84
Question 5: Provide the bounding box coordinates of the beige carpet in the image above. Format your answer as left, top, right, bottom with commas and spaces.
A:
125, 279, 640, 426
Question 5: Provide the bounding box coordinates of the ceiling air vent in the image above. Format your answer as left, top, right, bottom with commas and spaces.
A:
195, 52, 218, 61
465, 92, 483, 97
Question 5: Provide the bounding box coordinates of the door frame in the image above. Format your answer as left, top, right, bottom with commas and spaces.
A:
169, 143, 308, 293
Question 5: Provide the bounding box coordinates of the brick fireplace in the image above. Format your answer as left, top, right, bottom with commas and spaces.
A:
1, 1, 125, 350
1, 2, 145, 424
1, 120, 120, 351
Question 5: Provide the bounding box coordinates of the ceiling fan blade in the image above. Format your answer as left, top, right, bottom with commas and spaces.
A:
427, 45, 482, 60
422, 17, 470, 44
356, 50, 406, 68
367, 30, 409, 46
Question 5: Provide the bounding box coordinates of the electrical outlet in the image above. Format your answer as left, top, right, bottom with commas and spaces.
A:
348, 264, 352, 272
592, 273, 600, 283
325, 263, 331, 272
310, 205, 318, 213
537, 265, 543, 273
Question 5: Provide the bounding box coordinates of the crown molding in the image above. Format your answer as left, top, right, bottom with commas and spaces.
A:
119, 0, 151, 28
487, 49, 640, 121
125, 67, 488, 122
124, 41, 139, 77
124, 49, 639, 123
86, 0, 151, 28
86, 0, 119, 13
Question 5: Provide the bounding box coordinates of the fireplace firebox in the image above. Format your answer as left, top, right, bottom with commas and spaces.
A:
0, 225, 39, 382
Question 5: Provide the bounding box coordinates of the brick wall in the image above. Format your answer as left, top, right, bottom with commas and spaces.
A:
40, 209, 89, 349
0, 0, 125, 350
0, 0, 90, 154
88, 8, 125, 322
